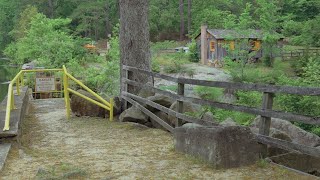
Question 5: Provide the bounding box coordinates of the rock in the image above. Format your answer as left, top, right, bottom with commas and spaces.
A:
174, 126, 260, 169
138, 82, 155, 98
119, 107, 149, 125
111, 96, 122, 116
220, 89, 237, 104
182, 123, 204, 128
146, 95, 175, 112
253, 116, 320, 147
269, 153, 320, 177
122, 122, 150, 130
201, 112, 215, 122
168, 101, 201, 127
151, 111, 173, 131
71, 89, 109, 118
250, 127, 292, 157
220, 118, 237, 126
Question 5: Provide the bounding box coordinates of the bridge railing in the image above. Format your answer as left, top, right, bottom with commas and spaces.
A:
3, 66, 113, 131
62, 65, 113, 120
121, 65, 320, 158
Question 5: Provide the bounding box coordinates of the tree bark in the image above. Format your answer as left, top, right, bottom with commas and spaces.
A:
48, 0, 54, 18
187, 0, 192, 35
119, 0, 152, 96
179, 0, 185, 40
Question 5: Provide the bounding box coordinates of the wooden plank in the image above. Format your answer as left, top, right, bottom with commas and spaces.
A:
123, 65, 178, 83
122, 92, 218, 126
259, 93, 274, 136
121, 96, 174, 133
176, 83, 185, 127
256, 134, 320, 158
123, 65, 320, 96
123, 79, 320, 125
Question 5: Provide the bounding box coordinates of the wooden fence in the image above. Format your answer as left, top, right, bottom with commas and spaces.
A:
121, 65, 320, 158
282, 48, 320, 59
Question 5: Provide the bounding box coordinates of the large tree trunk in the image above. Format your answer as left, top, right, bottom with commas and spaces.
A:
187, 0, 192, 35
48, 0, 54, 18
119, 0, 151, 97
179, 0, 185, 40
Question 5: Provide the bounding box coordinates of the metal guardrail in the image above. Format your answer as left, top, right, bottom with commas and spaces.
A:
3, 66, 113, 131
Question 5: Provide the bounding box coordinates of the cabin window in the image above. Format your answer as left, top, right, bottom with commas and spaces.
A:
250, 40, 261, 51
230, 41, 235, 50
254, 41, 261, 50
210, 41, 215, 51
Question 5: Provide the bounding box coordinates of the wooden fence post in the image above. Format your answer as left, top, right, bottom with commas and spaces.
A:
259, 92, 274, 157
259, 92, 274, 135
176, 82, 185, 127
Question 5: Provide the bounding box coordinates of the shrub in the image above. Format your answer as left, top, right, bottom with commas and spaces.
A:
187, 40, 199, 63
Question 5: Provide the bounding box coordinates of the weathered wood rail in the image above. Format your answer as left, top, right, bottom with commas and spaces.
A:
121, 65, 320, 158
282, 48, 320, 59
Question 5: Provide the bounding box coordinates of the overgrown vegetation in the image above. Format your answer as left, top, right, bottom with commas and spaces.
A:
218, 55, 320, 135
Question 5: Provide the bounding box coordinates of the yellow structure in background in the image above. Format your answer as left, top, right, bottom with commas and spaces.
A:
3, 66, 113, 131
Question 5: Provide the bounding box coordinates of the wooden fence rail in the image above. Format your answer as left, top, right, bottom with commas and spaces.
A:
121, 65, 320, 158
281, 48, 320, 58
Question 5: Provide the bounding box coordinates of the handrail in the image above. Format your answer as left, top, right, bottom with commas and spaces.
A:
62, 65, 113, 121
3, 71, 24, 131
3, 66, 113, 131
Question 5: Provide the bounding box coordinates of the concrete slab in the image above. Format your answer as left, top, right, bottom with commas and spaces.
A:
0, 143, 11, 171
0, 87, 29, 138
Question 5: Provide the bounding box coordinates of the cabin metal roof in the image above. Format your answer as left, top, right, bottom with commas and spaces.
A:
207, 29, 263, 39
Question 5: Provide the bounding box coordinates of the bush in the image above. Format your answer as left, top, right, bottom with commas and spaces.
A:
187, 40, 199, 63
195, 86, 224, 101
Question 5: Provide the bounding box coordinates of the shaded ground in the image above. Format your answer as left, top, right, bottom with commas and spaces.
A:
0, 99, 315, 179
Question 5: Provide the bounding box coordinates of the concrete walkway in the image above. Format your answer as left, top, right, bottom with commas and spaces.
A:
0, 98, 314, 179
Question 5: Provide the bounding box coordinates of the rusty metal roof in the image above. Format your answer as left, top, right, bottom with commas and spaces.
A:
207, 29, 263, 39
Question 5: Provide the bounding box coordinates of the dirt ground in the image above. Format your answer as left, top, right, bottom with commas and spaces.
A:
0, 99, 315, 180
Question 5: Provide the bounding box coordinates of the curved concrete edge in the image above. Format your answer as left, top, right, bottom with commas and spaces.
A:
0, 143, 11, 171
0, 87, 29, 138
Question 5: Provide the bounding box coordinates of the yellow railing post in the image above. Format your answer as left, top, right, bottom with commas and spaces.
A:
21, 72, 24, 87
63, 66, 71, 119
110, 98, 114, 121
3, 86, 12, 131
16, 78, 20, 96
10, 88, 16, 110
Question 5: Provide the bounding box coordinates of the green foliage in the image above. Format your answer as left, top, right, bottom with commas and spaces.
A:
158, 85, 177, 92
225, 59, 291, 84
106, 23, 120, 62
257, 159, 269, 168
195, 86, 224, 101
69, 1, 107, 40
195, 86, 256, 125
151, 41, 180, 54
302, 56, 320, 84
35, 162, 87, 179
187, 40, 199, 63
5, 13, 86, 67
0, 0, 19, 54
9, 5, 38, 40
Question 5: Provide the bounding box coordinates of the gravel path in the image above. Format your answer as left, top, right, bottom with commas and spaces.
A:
0, 99, 314, 179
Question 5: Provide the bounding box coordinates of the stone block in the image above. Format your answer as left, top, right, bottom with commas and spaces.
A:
174, 126, 260, 169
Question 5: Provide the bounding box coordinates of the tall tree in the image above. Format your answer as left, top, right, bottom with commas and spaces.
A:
179, 0, 185, 40
119, 0, 151, 97
187, 0, 192, 35
256, 0, 282, 67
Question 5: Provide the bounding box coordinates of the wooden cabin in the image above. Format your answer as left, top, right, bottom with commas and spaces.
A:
196, 25, 269, 66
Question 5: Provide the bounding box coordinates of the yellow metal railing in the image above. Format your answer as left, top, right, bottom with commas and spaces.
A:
62, 65, 113, 121
3, 66, 113, 131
